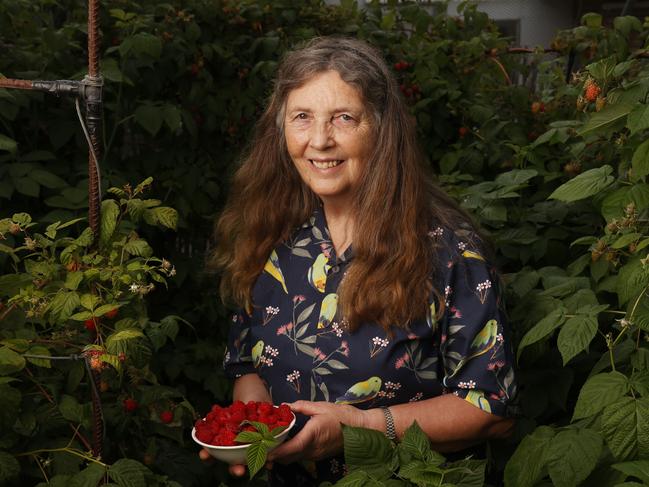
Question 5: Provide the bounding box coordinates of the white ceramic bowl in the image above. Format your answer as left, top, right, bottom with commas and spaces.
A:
192, 414, 296, 465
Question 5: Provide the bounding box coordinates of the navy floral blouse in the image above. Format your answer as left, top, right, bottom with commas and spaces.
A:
223, 208, 516, 480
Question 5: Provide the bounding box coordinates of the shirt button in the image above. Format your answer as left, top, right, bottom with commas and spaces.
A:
331, 265, 340, 274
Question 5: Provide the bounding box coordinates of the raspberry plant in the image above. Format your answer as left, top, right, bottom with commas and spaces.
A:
0, 179, 194, 486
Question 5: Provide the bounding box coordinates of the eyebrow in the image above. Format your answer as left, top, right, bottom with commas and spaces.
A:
286, 107, 363, 116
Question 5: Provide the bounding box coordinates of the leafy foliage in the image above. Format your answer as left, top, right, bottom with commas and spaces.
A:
3, 0, 649, 486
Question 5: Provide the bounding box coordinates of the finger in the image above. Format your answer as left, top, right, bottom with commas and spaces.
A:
198, 449, 214, 464
288, 400, 324, 416
229, 464, 246, 477
268, 428, 312, 464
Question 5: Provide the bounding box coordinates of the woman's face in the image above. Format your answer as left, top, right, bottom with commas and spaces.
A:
284, 70, 375, 210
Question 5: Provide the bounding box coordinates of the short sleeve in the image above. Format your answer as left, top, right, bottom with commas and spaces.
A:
438, 243, 517, 417
223, 309, 257, 379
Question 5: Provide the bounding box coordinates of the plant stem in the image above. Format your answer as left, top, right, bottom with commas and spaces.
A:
16, 447, 107, 467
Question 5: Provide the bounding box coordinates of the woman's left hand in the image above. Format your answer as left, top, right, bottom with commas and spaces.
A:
267, 400, 369, 464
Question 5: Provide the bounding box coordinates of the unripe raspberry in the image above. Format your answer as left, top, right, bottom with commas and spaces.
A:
531, 101, 545, 114
159, 410, 173, 424
595, 96, 606, 111
9, 223, 21, 235
563, 161, 582, 176
584, 80, 601, 102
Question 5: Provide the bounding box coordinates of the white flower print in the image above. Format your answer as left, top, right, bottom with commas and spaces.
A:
476, 280, 492, 304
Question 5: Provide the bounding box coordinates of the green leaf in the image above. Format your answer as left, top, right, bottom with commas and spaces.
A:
399, 421, 436, 462
443, 458, 486, 487
517, 308, 566, 360
30, 169, 67, 189
0, 450, 20, 484
612, 233, 642, 249
632, 139, 649, 179
0, 134, 17, 153
135, 105, 163, 136
131, 32, 162, 59
617, 259, 649, 306
235, 431, 263, 444
577, 103, 633, 136
71, 463, 107, 487
504, 425, 556, 487
612, 461, 649, 483
0, 346, 26, 375
48, 290, 81, 322
107, 458, 148, 487
94, 304, 119, 317
26, 345, 51, 368
100, 199, 120, 246
548, 166, 615, 202
64, 271, 84, 291
59, 394, 84, 422
627, 105, 649, 135
546, 428, 603, 487
246, 441, 268, 479
0, 384, 21, 430
582, 12, 603, 27
163, 105, 182, 132
342, 425, 394, 476
123, 239, 152, 257
573, 372, 630, 420
105, 329, 145, 355
557, 314, 598, 365
601, 397, 649, 460
143, 206, 178, 230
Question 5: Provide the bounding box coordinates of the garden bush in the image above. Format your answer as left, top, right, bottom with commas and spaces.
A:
2, 0, 649, 485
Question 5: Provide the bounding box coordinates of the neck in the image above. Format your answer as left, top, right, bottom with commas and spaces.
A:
322, 202, 354, 256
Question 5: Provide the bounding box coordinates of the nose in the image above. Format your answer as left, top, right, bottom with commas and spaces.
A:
309, 118, 334, 150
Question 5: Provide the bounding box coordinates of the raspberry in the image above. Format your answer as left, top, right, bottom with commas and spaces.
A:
458, 127, 468, 138
584, 81, 601, 102
531, 101, 545, 114
84, 319, 96, 332
105, 308, 119, 319
123, 398, 138, 412
159, 410, 173, 424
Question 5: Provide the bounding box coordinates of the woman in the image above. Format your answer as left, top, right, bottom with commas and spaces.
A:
205, 37, 516, 484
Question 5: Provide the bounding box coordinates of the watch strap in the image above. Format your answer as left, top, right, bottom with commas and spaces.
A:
381, 406, 397, 440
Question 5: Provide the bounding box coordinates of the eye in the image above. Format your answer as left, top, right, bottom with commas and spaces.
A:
295, 113, 309, 120
339, 114, 354, 122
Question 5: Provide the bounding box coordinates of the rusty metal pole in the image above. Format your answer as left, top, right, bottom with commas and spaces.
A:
85, 0, 103, 244
85, 0, 105, 460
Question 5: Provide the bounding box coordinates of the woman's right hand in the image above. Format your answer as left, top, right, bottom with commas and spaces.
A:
198, 448, 247, 477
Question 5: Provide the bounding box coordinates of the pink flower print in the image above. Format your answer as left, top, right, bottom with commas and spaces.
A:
293, 295, 306, 304
395, 357, 405, 370
286, 322, 294, 331
340, 341, 350, 357
450, 306, 462, 318
407, 333, 417, 340
440, 333, 447, 344
490, 393, 500, 400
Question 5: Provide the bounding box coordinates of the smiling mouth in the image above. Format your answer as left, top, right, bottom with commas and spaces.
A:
309, 159, 344, 169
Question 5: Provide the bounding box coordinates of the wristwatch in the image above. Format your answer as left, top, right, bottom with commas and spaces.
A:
381, 406, 397, 440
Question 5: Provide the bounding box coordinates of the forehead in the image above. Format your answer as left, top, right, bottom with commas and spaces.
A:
285, 70, 364, 110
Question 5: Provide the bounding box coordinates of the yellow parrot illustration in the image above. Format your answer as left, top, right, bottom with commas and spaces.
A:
426, 301, 437, 329
307, 252, 330, 293
446, 319, 498, 380
317, 293, 338, 329
263, 250, 288, 293
252, 340, 264, 368
462, 250, 485, 261
465, 390, 491, 413
335, 376, 382, 405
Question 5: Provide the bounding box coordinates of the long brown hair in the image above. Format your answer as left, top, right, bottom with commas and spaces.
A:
211, 37, 473, 331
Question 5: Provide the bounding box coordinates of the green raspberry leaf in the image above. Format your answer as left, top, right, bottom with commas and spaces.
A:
247, 441, 268, 479
235, 431, 263, 444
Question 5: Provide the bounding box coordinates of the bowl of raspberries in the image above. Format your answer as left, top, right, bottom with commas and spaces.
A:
192, 400, 296, 464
